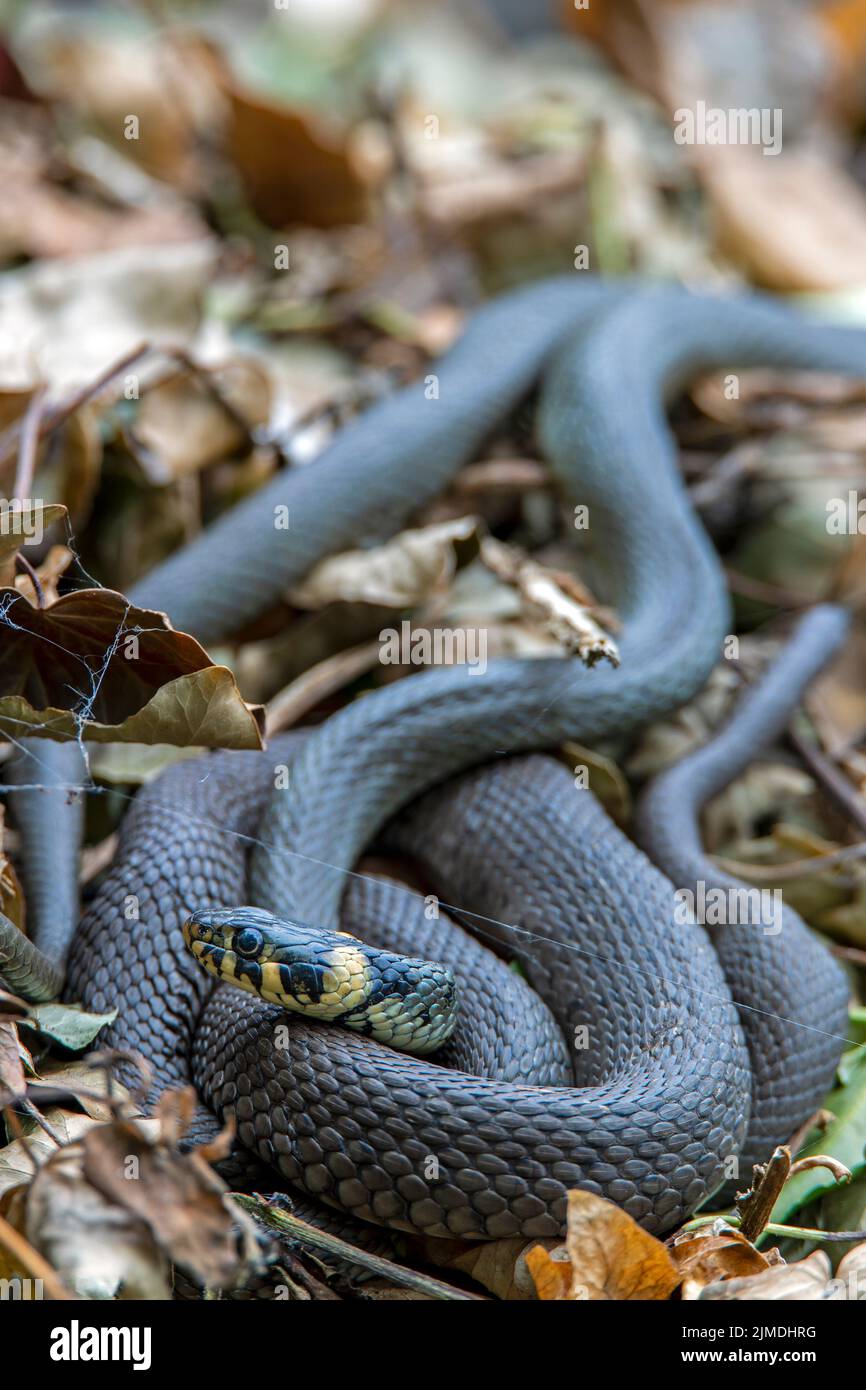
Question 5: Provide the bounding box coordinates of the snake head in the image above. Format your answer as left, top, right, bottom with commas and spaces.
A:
184, 905, 393, 1020
183, 905, 458, 1055
183, 906, 340, 1003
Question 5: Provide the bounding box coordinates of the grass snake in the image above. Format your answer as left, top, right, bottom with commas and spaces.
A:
5, 276, 866, 1238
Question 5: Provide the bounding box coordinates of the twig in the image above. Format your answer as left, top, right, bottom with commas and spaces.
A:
2, 1103, 37, 1172
265, 641, 381, 736
724, 569, 815, 610
683, 1212, 866, 1242
787, 1108, 834, 1159
712, 839, 866, 885
271, 1258, 342, 1301
234, 1193, 484, 1299
15, 553, 45, 609
736, 1146, 791, 1242
19, 1096, 66, 1147
452, 458, 549, 496
832, 944, 866, 967
789, 1154, 850, 1184
0, 342, 151, 470
760, 1222, 866, 1242
788, 724, 866, 837
164, 347, 256, 452
13, 386, 47, 501
481, 536, 620, 666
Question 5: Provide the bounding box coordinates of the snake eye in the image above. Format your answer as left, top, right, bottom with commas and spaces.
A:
233, 927, 263, 957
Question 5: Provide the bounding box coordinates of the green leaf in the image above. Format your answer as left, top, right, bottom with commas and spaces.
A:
770, 1047, 866, 1224
24, 1003, 117, 1051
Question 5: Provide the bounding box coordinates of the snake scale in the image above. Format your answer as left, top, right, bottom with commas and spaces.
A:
7, 276, 866, 1240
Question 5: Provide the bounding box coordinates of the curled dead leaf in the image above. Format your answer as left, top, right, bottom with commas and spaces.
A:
527, 1190, 680, 1301
288, 517, 483, 610
0, 589, 263, 748
26, 1138, 171, 1300
80, 1102, 253, 1293
698, 1249, 839, 1301
16, 1082, 255, 1297
669, 1221, 770, 1301
0, 502, 67, 586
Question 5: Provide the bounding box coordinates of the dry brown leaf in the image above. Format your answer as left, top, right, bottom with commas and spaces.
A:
836, 1239, 866, 1297
563, 0, 661, 94
559, 740, 632, 825
154, 1085, 198, 1150
289, 517, 482, 610
581, 0, 836, 151
80, 1094, 254, 1291
0, 589, 263, 748
627, 659, 741, 780
0, 1127, 74, 1200
225, 81, 368, 229
702, 767, 817, 857
669, 1222, 770, 1300
0, 1098, 145, 1203
525, 1245, 574, 1300
23, 31, 224, 193
822, 0, 866, 84
0, 989, 28, 1022
0, 806, 25, 932
691, 368, 866, 431
0, 503, 67, 585
809, 625, 866, 755
7, 1075, 246, 1296
705, 150, 866, 292
129, 359, 272, 483
25, 1057, 134, 1124
0, 168, 204, 262
420, 1235, 551, 1300
0, 241, 216, 393
0, 1021, 25, 1109
0, 387, 35, 434
528, 1190, 680, 1301
25, 1138, 170, 1300
418, 150, 589, 231
699, 1249, 838, 1301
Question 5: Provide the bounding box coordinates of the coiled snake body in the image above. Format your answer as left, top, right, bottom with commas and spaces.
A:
9, 277, 866, 1239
